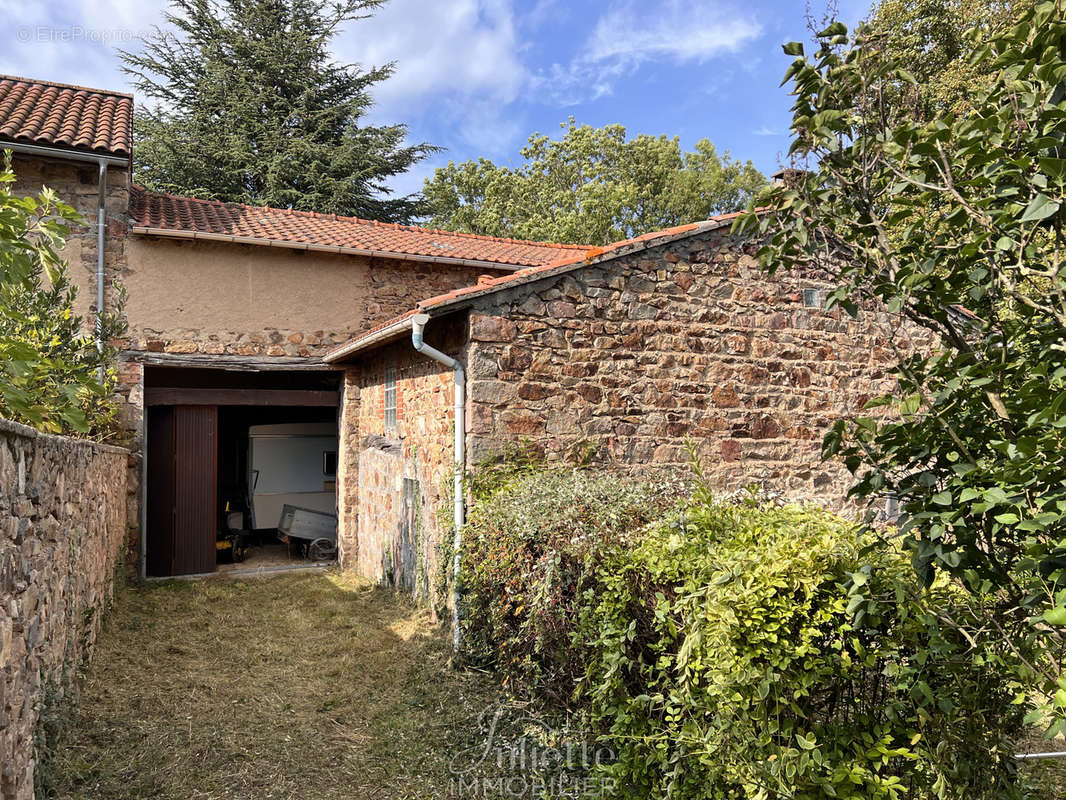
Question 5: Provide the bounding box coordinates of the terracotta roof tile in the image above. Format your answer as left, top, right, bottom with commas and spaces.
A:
129, 186, 588, 268
324, 210, 760, 362
0, 75, 132, 158
411, 218, 731, 312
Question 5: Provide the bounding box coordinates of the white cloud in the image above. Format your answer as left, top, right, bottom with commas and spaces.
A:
344, 0, 528, 116
0, 0, 166, 94
753, 125, 781, 136
585, 0, 762, 64
339, 0, 534, 178
537, 0, 761, 105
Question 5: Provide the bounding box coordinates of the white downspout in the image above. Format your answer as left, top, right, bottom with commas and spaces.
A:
410, 313, 466, 653
95, 160, 108, 378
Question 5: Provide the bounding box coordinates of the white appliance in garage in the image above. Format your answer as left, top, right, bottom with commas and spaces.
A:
248, 422, 338, 529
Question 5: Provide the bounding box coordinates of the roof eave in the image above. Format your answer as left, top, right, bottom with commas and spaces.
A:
418, 217, 737, 315
323, 314, 418, 363
2, 139, 130, 167
129, 226, 534, 272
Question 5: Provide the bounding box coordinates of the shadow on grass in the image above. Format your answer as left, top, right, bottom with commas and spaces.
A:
45, 570, 504, 800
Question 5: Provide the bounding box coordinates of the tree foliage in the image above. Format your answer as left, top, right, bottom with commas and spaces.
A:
864, 0, 1024, 120
122, 0, 435, 222
423, 120, 767, 245
0, 157, 124, 437
738, 1, 1066, 728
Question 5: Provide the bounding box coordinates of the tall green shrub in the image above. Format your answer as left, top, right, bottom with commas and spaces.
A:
461, 468, 1030, 798
578, 497, 1025, 799
0, 156, 125, 437
460, 468, 682, 702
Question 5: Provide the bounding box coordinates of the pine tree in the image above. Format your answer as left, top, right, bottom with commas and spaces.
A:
122, 0, 435, 221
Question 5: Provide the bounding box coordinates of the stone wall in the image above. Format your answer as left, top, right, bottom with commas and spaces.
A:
336, 366, 361, 569
463, 229, 917, 509
0, 420, 128, 800
348, 317, 465, 611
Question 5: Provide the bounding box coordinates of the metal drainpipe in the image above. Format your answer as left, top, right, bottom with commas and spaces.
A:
410, 313, 466, 653
95, 160, 107, 376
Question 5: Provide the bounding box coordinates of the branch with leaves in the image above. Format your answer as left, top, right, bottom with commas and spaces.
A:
737, 0, 1066, 732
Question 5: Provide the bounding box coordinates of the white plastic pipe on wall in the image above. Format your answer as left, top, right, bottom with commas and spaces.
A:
410, 313, 466, 653
96, 160, 107, 372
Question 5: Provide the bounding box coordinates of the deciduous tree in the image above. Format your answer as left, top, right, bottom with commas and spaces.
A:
738, 1, 1066, 728
0, 156, 124, 437
423, 120, 766, 245
865, 0, 1023, 120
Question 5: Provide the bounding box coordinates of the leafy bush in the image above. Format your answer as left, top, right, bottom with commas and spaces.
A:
580, 495, 1025, 799
460, 467, 683, 701
0, 156, 125, 437
462, 469, 1029, 798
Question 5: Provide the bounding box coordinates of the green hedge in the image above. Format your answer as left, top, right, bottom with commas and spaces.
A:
460, 468, 683, 701
460, 470, 1027, 799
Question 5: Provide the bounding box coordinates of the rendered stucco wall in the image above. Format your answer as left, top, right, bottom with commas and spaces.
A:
0, 420, 128, 800
121, 236, 494, 358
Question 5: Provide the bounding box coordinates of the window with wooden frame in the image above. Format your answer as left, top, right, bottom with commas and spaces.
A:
384, 363, 398, 433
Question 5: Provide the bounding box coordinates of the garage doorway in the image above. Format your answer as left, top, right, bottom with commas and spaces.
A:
143, 365, 341, 577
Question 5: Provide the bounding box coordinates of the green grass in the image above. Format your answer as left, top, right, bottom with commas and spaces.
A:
45, 571, 504, 800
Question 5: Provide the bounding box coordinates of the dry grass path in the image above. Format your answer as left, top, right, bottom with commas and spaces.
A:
46, 571, 502, 800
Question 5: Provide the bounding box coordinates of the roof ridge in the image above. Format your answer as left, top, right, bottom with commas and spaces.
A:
128, 185, 592, 250
407, 217, 735, 312
0, 73, 133, 100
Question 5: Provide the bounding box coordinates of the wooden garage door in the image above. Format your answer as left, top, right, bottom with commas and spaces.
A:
147, 406, 218, 576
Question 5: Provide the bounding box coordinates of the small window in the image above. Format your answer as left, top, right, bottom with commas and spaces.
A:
384, 364, 398, 433
323, 451, 337, 477
802, 288, 822, 308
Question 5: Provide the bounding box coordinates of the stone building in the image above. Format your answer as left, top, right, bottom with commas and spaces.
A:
0, 74, 579, 578
324, 219, 912, 598
1, 72, 906, 590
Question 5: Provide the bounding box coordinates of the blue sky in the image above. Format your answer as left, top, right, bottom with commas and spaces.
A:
0, 0, 873, 199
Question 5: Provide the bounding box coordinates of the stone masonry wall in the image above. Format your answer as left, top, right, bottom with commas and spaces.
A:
337, 366, 361, 569
464, 229, 917, 509
0, 420, 128, 800
349, 317, 465, 612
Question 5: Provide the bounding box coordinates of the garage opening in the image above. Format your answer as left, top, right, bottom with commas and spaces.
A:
143, 364, 342, 578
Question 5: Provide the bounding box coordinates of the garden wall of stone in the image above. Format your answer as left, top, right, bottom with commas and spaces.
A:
0, 420, 128, 800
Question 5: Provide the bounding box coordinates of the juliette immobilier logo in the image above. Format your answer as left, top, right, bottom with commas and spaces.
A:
448, 704, 617, 798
